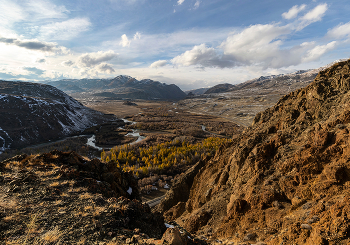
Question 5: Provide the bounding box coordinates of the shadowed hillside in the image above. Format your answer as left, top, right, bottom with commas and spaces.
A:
47, 75, 186, 101
158, 59, 350, 244
0, 81, 115, 151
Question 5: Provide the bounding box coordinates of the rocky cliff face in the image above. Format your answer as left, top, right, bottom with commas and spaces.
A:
0, 81, 114, 151
159, 59, 350, 244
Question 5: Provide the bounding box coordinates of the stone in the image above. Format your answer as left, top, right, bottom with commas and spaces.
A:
243, 233, 257, 241
300, 224, 312, 230
161, 228, 185, 245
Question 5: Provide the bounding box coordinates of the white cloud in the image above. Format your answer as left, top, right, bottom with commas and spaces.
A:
36, 58, 46, 63
134, 32, 141, 40
220, 24, 290, 66
77, 50, 118, 68
177, 0, 185, 5
194, 0, 200, 9
120, 32, 142, 47
96, 63, 115, 73
282, 4, 306, 19
39, 18, 91, 41
62, 60, 74, 67
24, 0, 69, 20
172, 44, 232, 68
101, 28, 232, 60
327, 22, 350, 40
43, 70, 64, 79
150, 60, 168, 68
296, 3, 328, 30
302, 3, 328, 21
302, 41, 337, 63
0, 1, 25, 26
120, 34, 131, 47
171, 21, 338, 70
0, 36, 68, 54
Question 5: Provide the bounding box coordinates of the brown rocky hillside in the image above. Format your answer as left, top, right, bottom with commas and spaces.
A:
0, 150, 167, 244
157, 59, 350, 244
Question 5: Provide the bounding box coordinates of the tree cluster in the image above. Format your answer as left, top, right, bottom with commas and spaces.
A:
101, 137, 231, 178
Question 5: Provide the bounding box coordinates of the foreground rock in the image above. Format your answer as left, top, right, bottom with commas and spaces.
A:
158, 59, 350, 244
0, 150, 167, 244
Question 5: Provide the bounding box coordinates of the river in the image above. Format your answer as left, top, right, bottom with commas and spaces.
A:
23, 118, 146, 152
86, 118, 146, 150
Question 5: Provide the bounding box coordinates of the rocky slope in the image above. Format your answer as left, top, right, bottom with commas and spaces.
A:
47, 75, 186, 101
185, 87, 209, 95
204, 83, 235, 94
0, 150, 168, 244
158, 59, 350, 244
178, 69, 318, 127
0, 81, 114, 151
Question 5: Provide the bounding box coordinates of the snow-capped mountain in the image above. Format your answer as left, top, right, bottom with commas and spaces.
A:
0, 81, 115, 152
46, 75, 186, 100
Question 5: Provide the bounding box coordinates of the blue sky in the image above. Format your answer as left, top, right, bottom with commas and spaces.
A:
0, 0, 349, 90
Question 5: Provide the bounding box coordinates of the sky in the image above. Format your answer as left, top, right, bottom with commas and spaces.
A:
0, 0, 350, 90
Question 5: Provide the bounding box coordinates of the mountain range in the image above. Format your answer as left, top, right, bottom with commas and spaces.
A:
46, 75, 186, 101
0, 81, 114, 152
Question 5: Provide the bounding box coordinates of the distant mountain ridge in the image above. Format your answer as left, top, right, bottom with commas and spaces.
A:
46, 75, 186, 101
203, 61, 349, 95
203, 69, 318, 95
0, 81, 114, 151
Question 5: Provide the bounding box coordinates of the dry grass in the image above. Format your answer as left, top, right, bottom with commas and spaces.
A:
6, 215, 62, 245
81, 100, 162, 118
93, 206, 106, 216
41, 227, 62, 243
77, 237, 87, 245
60, 192, 69, 197
79, 192, 93, 199
36, 169, 57, 178
73, 211, 89, 217
5, 161, 21, 169
106, 242, 121, 245
49, 181, 60, 188
54, 199, 63, 206
71, 186, 88, 193
84, 205, 94, 212
0, 193, 17, 212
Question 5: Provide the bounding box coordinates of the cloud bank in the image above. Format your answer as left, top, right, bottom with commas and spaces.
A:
77, 50, 118, 67
150, 60, 167, 68
0, 36, 68, 53
171, 3, 336, 70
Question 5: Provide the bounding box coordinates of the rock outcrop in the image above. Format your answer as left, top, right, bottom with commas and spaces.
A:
0, 150, 166, 243
159, 59, 350, 244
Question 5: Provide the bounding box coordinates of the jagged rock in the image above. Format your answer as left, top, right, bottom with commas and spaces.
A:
156, 158, 207, 214
163, 59, 350, 244
161, 228, 185, 245
301, 224, 312, 230
164, 202, 187, 221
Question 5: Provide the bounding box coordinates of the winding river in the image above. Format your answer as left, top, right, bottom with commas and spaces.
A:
25, 120, 209, 152
86, 118, 146, 150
